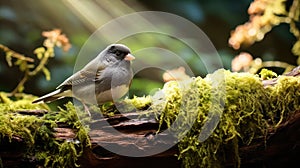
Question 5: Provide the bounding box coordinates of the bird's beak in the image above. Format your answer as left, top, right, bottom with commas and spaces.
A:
124, 53, 135, 61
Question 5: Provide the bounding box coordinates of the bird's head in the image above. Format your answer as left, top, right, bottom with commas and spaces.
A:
105, 44, 135, 62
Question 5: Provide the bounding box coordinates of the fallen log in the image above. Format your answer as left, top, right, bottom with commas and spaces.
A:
1, 105, 300, 167
1, 68, 300, 168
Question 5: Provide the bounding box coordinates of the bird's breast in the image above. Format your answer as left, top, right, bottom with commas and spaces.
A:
96, 84, 129, 104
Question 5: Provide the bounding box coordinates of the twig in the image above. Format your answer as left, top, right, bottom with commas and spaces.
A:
1, 29, 71, 95
249, 60, 295, 74
28, 49, 51, 76
0, 44, 34, 62
11, 73, 29, 95
11, 52, 51, 94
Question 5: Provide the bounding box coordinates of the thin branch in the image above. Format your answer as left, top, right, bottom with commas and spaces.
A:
0, 44, 34, 62
11, 73, 29, 95
249, 60, 295, 74
28, 50, 50, 76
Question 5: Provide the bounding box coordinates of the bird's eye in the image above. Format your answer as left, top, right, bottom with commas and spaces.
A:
115, 50, 121, 56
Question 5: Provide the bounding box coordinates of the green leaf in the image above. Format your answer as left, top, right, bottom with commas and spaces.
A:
5, 51, 13, 67
14, 59, 22, 65
44, 51, 50, 58
15, 60, 28, 72
42, 67, 51, 81
20, 61, 28, 72
34, 47, 45, 59
37, 53, 43, 60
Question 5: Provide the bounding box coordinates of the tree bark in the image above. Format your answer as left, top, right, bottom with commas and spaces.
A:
1, 108, 300, 167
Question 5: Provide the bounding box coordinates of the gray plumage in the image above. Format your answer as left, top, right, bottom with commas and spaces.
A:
32, 44, 134, 105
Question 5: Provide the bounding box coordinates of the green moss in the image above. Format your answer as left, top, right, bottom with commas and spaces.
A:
154, 80, 195, 129
153, 69, 300, 168
124, 95, 152, 110
57, 102, 91, 147
0, 92, 49, 111
1, 68, 299, 168
259, 68, 278, 80
0, 93, 90, 168
268, 76, 300, 126
34, 102, 90, 167
96, 96, 152, 117
0, 92, 49, 144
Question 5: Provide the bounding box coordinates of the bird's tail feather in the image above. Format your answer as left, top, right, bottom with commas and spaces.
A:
32, 89, 70, 104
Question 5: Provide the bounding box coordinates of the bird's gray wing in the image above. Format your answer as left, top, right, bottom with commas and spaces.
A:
57, 65, 106, 89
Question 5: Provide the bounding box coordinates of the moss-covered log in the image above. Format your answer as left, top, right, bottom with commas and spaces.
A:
1, 68, 300, 168
1, 108, 300, 168
79, 109, 300, 168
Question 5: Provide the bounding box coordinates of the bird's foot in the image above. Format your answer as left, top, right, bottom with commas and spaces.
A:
82, 103, 91, 117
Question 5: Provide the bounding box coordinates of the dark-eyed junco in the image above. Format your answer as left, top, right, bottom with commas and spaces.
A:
33, 44, 135, 114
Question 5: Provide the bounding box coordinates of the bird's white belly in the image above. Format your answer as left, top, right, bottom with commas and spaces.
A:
72, 84, 129, 104
96, 84, 129, 104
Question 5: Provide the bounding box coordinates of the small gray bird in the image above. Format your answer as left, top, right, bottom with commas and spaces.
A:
33, 44, 135, 114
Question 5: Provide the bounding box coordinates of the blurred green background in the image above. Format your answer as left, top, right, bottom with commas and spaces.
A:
0, 0, 297, 102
